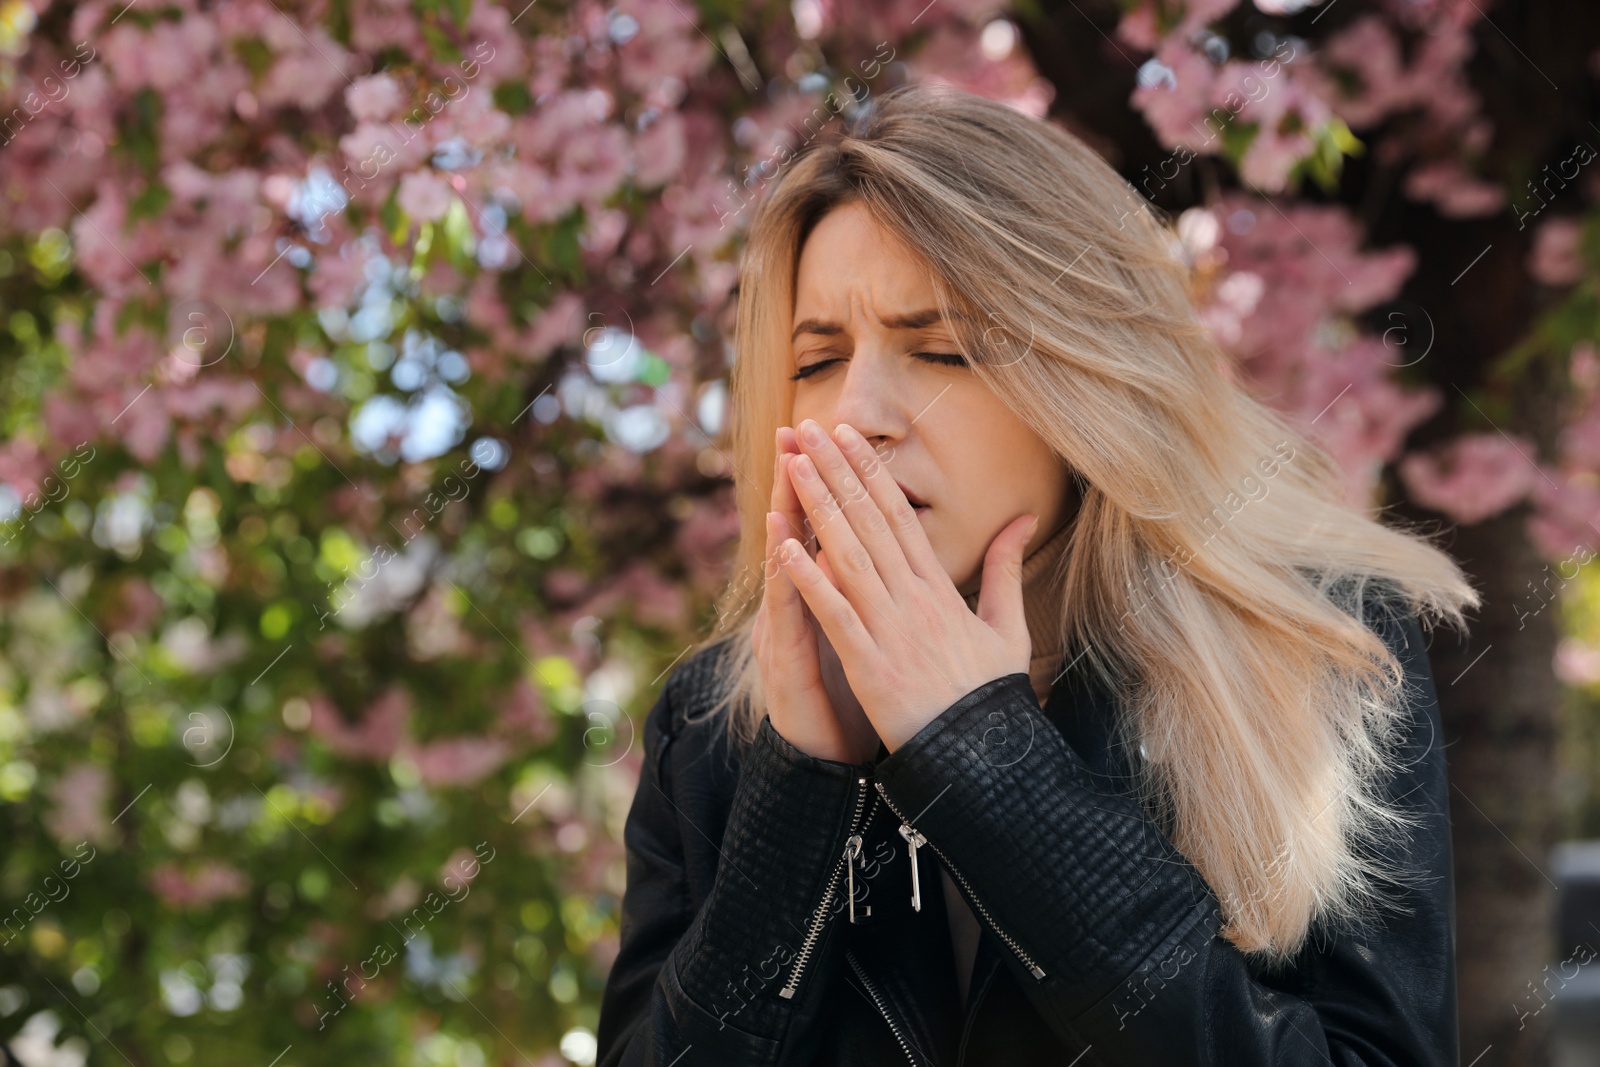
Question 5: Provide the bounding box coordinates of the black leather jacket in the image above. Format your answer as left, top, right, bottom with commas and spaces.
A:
596, 598, 1458, 1065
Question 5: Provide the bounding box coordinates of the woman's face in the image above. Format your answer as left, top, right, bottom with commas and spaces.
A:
788, 201, 1073, 597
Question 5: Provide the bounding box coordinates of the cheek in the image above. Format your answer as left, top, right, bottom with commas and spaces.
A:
929, 510, 991, 596
944, 415, 1050, 514
788, 389, 829, 428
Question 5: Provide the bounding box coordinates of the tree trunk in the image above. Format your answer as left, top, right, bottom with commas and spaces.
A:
1429, 505, 1562, 1067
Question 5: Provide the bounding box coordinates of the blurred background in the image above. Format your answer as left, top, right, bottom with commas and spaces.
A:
0, 0, 1597, 1064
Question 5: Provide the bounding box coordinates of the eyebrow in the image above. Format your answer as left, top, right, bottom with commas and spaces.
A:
790, 307, 961, 342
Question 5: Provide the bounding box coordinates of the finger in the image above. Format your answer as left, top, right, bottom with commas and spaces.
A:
830, 421, 944, 584
764, 510, 819, 667
975, 514, 1038, 644
774, 453, 812, 554
816, 546, 849, 596
777, 425, 800, 456
787, 450, 892, 621
777, 536, 875, 674
794, 419, 913, 595
763, 509, 801, 614
776, 428, 812, 554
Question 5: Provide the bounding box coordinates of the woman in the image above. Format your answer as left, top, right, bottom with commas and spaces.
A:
596, 82, 1477, 1066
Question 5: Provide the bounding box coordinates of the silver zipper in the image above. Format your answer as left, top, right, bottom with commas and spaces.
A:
900, 823, 928, 911
874, 780, 1047, 981
845, 834, 871, 923
846, 949, 922, 1067
779, 775, 876, 999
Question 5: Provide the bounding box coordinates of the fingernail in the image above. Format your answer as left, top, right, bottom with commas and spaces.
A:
800, 420, 825, 447
793, 455, 817, 479
1026, 515, 1040, 544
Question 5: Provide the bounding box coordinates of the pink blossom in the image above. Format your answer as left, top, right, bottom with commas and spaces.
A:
1556, 638, 1600, 687
257, 27, 349, 111
1529, 215, 1585, 286
431, 84, 512, 149
500, 678, 556, 748
348, 0, 426, 53
1238, 127, 1314, 192
1117, 0, 1243, 51
0, 437, 50, 496
404, 737, 511, 788
910, 24, 1056, 118
1399, 433, 1539, 525
1404, 159, 1507, 217
149, 861, 250, 909
613, 0, 715, 95
1131, 40, 1220, 150
1573, 341, 1600, 394
1204, 192, 1416, 368
339, 121, 432, 185
307, 688, 412, 762
70, 189, 152, 299
150, 16, 221, 91
44, 763, 114, 847
515, 35, 571, 100
1561, 400, 1600, 470
1302, 357, 1442, 506
119, 394, 174, 463
1318, 14, 1482, 137
440, 846, 487, 888
397, 170, 454, 222
309, 239, 376, 309
464, 1, 529, 82
571, 560, 691, 630
633, 111, 687, 189
1528, 473, 1600, 559
1198, 191, 1440, 506
346, 73, 404, 122
519, 291, 587, 365
104, 577, 165, 635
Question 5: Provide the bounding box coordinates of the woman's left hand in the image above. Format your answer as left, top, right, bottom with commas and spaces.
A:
777, 417, 1040, 752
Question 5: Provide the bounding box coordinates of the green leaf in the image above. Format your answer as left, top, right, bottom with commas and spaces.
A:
127, 181, 171, 222
381, 193, 408, 246
443, 196, 474, 260
420, 22, 462, 64
544, 213, 585, 280
1217, 119, 1258, 167
493, 82, 532, 116
638, 352, 672, 387
233, 37, 275, 78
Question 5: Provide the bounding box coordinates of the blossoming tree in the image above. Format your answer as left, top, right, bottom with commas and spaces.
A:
0, 0, 1592, 1063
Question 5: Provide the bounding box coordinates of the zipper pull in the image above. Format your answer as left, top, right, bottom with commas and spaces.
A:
845, 834, 870, 923
898, 823, 927, 911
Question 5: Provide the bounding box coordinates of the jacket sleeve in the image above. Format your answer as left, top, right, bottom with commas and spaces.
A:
870, 602, 1458, 1066
596, 679, 880, 1067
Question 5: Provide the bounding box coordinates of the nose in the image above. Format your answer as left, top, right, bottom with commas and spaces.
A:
827, 347, 908, 453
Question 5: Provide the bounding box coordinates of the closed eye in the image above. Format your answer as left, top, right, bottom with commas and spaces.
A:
913, 351, 968, 368
789, 351, 968, 382
789, 358, 841, 382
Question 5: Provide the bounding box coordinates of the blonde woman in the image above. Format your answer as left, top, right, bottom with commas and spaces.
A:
597, 82, 1476, 1066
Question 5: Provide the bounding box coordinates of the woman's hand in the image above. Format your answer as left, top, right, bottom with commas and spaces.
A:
751, 429, 883, 765
775, 418, 1039, 753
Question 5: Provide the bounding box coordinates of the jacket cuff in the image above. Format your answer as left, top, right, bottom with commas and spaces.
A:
665, 714, 876, 1051
873, 672, 1214, 1019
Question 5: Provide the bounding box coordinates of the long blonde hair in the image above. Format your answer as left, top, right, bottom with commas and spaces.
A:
688, 82, 1477, 960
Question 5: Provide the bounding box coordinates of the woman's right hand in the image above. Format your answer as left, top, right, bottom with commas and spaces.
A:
751, 430, 882, 765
